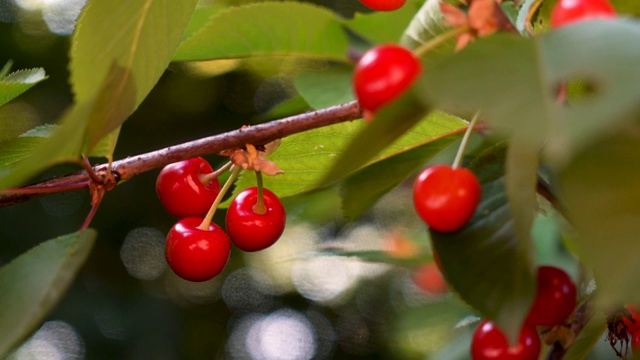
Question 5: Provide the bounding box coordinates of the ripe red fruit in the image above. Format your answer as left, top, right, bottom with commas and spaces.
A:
225, 187, 286, 252
413, 165, 481, 232
359, 0, 407, 11
165, 217, 231, 282
623, 305, 640, 334
353, 45, 421, 118
525, 266, 577, 327
471, 320, 540, 360
156, 157, 221, 218
550, 0, 615, 28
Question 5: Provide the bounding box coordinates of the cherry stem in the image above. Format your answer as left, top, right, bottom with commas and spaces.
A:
452, 111, 480, 169
198, 165, 242, 231
414, 26, 470, 58
525, 0, 544, 36
253, 171, 266, 215
199, 161, 232, 186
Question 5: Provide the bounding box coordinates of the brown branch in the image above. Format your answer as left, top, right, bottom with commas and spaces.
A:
0, 101, 362, 208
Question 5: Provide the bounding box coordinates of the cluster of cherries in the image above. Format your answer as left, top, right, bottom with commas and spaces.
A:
354, 0, 617, 358
472, 266, 577, 359
156, 157, 285, 282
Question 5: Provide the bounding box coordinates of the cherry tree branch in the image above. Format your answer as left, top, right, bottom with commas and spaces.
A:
0, 101, 362, 208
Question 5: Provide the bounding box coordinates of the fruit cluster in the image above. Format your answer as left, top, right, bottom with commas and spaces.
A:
471, 266, 577, 359
156, 156, 286, 282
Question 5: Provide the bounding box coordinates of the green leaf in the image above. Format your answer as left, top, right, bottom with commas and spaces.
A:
563, 311, 607, 360
0, 60, 12, 79
181, 5, 223, 40
400, 0, 451, 50
430, 143, 535, 341
559, 130, 640, 310
0, 68, 47, 108
0, 0, 198, 188
419, 19, 640, 166
346, 0, 424, 45
0, 137, 45, 169
319, 89, 430, 187
293, 66, 355, 110
173, 3, 350, 62
340, 134, 460, 220
0, 229, 96, 357
221, 110, 465, 207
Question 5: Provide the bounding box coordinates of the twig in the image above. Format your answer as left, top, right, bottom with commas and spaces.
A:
546, 300, 592, 360
0, 101, 362, 208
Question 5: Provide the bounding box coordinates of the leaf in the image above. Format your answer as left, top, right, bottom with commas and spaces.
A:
181, 5, 223, 40
0, 60, 12, 79
220, 110, 465, 207
559, 129, 640, 310
173, 3, 350, 62
0, 68, 47, 108
430, 143, 535, 341
0, 0, 198, 188
419, 19, 640, 166
400, 0, 451, 50
346, 0, 424, 44
0, 229, 96, 357
319, 89, 430, 187
0, 137, 45, 169
293, 66, 355, 110
563, 312, 607, 360
340, 134, 461, 220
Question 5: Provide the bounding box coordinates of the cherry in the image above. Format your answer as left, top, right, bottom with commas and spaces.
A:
165, 217, 231, 282
413, 263, 448, 294
525, 266, 577, 327
359, 0, 407, 11
413, 165, 481, 232
550, 0, 616, 28
225, 187, 286, 252
156, 157, 221, 218
623, 305, 640, 334
353, 45, 421, 119
471, 320, 541, 360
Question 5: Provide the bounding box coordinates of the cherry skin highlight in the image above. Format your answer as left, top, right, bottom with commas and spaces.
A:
165, 217, 231, 282
471, 320, 541, 360
156, 157, 221, 218
550, 0, 615, 28
359, 0, 407, 11
413, 165, 481, 232
526, 266, 577, 327
225, 187, 286, 252
353, 45, 421, 117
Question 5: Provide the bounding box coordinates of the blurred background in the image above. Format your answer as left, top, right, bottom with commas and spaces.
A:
0, 0, 622, 359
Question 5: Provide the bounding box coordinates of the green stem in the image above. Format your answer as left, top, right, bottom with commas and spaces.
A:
199, 161, 233, 186
198, 166, 242, 230
253, 171, 266, 215
414, 26, 470, 58
452, 111, 481, 169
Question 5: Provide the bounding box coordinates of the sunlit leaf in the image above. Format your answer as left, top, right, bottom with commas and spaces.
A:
400, 0, 451, 50
430, 143, 536, 341
221, 110, 465, 207
0, 230, 96, 357
0, 68, 47, 108
174, 3, 350, 62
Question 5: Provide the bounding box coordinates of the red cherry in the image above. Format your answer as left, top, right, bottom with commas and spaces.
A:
353, 45, 421, 117
359, 0, 407, 11
632, 330, 640, 351
412, 263, 448, 294
225, 187, 286, 252
413, 165, 481, 232
471, 320, 541, 360
624, 305, 640, 334
156, 157, 221, 218
165, 217, 231, 282
550, 0, 615, 28
525, 266, 577, 327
